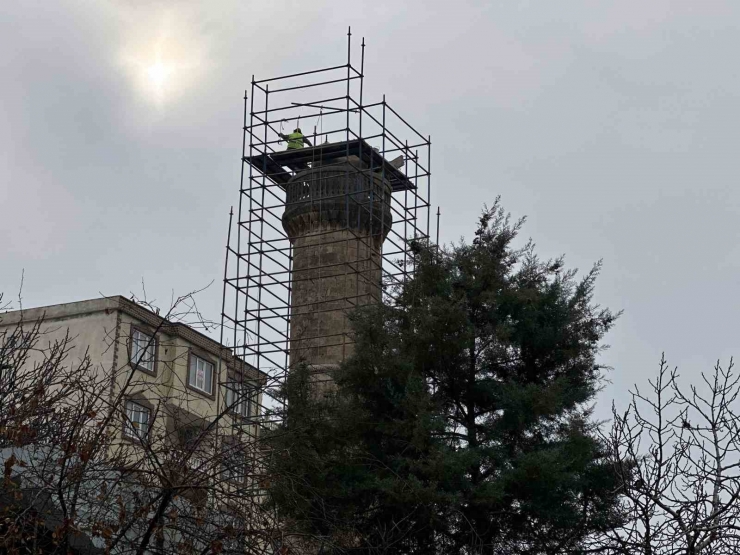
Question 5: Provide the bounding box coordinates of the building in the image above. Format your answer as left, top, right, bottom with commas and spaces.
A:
0, 295, 269, 553
0, 295, 265, 491
0, 295, 263, 452
218, 35, 431, 555
224, 37, 431, 405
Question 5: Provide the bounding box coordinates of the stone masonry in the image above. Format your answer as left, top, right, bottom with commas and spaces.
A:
282, 157, 392, 386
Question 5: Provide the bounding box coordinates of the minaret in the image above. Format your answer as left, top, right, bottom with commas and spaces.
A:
282, 155, 392, 389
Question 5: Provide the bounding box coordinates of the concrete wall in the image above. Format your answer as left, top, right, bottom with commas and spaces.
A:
0, 298, 120, 380
0, 296, 263, 458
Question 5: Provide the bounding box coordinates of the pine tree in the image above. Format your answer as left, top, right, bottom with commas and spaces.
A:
267, 200, 623, 554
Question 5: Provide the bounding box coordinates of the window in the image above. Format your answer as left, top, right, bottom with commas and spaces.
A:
221, 444, 248, 484
124, 400, 150, 440
131, 328, 155, 373
188, 354, 214, 395
179, 426, 207, 471
225, 380, 252, 418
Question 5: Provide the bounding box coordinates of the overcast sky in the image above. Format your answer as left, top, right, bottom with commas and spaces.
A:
2, 0, 739, 417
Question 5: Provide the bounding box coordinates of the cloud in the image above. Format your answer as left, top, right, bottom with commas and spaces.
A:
0, 164, 79, 259
4, 0, 740, 418
113, 3, 213, 110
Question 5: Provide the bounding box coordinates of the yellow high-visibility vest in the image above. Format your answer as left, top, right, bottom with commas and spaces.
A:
287, 132, 304, 150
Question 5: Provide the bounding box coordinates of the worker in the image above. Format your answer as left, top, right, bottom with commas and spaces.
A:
279, 127, 312, 150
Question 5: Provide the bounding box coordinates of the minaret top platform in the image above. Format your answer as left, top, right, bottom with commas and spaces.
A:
243, 138, 415, 192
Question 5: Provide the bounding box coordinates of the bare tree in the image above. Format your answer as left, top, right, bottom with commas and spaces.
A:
0, 291, 284, 555
592, 355, 740, 555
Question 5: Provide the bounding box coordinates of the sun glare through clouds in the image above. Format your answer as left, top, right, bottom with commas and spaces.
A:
119, 8, 208, 107
145, 57, 174, 97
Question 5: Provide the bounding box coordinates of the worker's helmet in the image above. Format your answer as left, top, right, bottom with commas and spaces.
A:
294, 127, 302, 133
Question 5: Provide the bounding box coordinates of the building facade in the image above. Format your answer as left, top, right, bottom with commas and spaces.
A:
0, 295, 269, 553
1, 295, 262, 446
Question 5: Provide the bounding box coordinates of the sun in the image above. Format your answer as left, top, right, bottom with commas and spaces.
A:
146, 61, 173, 91
118, 8, 208, 107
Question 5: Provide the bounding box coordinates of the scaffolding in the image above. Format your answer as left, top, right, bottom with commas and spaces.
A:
220, 29, 431, 436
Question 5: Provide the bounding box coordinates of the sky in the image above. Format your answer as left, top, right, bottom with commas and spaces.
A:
2, 0, 740, 419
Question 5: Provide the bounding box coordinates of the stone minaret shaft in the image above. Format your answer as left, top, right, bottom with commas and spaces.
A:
282, 157, 392, 382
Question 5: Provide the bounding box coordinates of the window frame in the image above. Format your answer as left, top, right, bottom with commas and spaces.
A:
224, 376, 253, 419
221, 439, 248, 484
129, 325, 157, 376
123, 399, 152, 442
177, 423, 209, 471
186, 351, 216, 398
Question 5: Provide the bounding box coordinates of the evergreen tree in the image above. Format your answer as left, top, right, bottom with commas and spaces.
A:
267, 200, 623, 554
